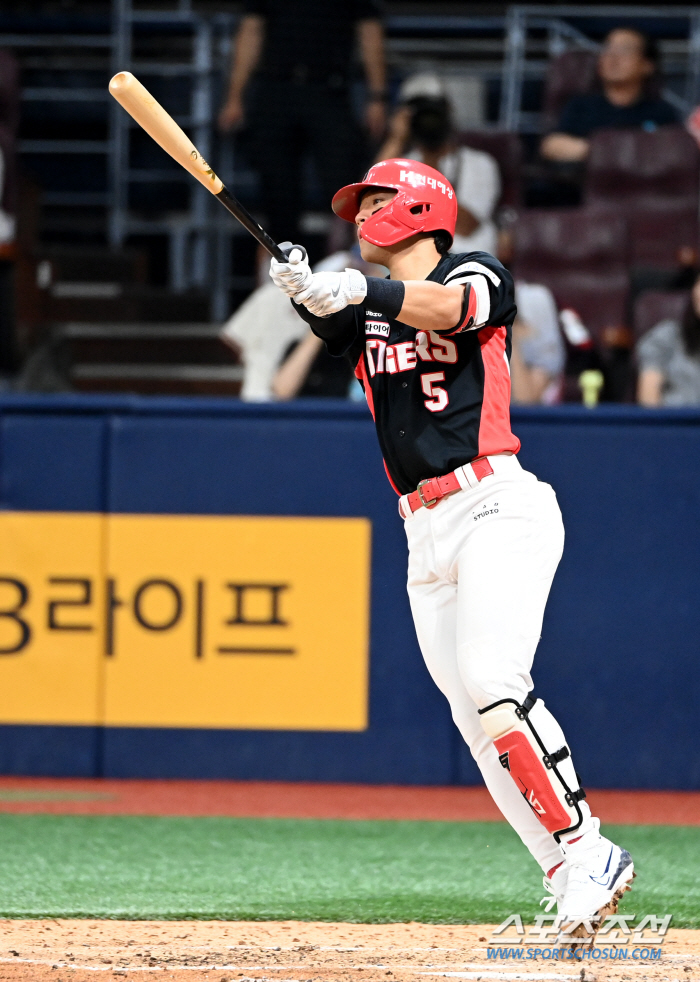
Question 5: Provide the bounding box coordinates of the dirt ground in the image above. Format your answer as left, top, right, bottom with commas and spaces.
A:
0, 782, 697, 980
0, 920, 697, 982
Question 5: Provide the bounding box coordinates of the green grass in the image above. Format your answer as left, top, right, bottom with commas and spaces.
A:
0, 815, 696, 925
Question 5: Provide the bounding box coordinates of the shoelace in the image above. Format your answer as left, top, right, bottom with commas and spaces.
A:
540, 876, 557, 913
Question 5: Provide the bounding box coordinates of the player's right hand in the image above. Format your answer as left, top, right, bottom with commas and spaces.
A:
269, 243, 312, 298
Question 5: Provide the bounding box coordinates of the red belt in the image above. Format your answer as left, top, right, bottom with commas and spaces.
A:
404, 457, 494, 514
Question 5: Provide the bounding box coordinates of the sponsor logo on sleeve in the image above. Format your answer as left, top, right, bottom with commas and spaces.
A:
365, 318, 391, 338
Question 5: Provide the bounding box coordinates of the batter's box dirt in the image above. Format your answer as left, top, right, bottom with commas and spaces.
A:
0, 921, 697, 982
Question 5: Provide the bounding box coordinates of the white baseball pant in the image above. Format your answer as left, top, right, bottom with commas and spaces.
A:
403, 453, 592, 874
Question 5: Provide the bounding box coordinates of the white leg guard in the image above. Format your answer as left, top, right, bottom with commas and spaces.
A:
479, 694, 588, 842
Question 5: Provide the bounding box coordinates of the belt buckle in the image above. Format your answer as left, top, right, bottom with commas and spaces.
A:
417, 479, 438, 509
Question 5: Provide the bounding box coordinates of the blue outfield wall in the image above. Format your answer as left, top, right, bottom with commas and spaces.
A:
0, 395, 698, 790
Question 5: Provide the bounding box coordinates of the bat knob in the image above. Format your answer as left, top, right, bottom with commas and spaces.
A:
279, 242, 307, 264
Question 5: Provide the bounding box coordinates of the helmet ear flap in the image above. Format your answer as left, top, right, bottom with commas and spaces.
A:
360, 191, 417, 247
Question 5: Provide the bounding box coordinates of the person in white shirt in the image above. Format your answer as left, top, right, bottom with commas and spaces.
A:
376, 73, 501, 255
510, 281, 566, 405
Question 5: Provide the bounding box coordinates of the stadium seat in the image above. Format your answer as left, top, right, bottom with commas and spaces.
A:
585, 125, 700, 205
547, 272, 630, 348
584, 128, 700, 271
457, 131, 523, 209
512, 207, 628, 277
633, 289, 689, 341
624, 200, 699, 270
512, 209, 630, 348
541, 48, 599, 132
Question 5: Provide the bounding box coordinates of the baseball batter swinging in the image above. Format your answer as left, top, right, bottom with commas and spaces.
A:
269, 159, 634, 939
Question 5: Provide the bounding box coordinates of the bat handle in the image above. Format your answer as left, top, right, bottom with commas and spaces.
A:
215, 186, 304, 263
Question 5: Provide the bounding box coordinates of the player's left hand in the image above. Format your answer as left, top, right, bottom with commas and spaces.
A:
269, 243, 312, 298
294, 269, 367, 317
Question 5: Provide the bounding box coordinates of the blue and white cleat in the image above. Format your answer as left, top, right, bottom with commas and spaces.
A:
556, 818, 635, 946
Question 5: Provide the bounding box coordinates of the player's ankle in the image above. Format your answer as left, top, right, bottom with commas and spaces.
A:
561, 816, 600, 850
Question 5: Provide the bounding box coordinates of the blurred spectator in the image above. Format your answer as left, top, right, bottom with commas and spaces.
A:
541, 28, 677, 165
510, 281, 566, 404
637, 273, 700, 406
221, 281, 304, 401
221, 247, 383, 400
0, 147, 15, 246
272, 330, 355, 399
218, 0, 386, 255
377, 74, 500, 255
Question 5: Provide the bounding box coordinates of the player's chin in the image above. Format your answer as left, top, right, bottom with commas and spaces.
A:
357, 235, 385, 266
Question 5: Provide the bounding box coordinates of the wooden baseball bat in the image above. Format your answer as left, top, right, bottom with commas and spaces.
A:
108, 71, 290, 262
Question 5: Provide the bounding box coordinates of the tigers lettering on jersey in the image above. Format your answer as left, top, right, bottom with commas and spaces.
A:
365, 332, 458, 376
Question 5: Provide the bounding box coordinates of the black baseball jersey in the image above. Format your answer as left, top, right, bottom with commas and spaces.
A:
300, 251, 520, 496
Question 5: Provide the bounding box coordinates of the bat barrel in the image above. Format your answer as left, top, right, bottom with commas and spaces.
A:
109, 71, 224, 195
109, 71, 288, 261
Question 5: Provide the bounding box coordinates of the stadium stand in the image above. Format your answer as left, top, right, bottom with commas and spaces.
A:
4, 4, 700, 399
512, 206, 632, 400
585, 126, 700, 205
625, 201, 699, 272
457, 131, 523, 211
585, 126, 700, 274
512, 207, 629, 346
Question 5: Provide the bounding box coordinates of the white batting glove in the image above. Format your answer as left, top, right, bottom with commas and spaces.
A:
294, 269, 367, 317
269, 243, 312, 298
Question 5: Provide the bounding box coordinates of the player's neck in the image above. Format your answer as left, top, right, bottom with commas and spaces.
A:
386, 238, 443, 282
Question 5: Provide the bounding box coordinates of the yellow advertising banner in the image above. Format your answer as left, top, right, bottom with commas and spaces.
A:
0, 512, 371, 731
0, 512, 105, 725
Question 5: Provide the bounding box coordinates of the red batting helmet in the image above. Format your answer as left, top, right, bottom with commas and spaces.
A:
331, 158, 458, 249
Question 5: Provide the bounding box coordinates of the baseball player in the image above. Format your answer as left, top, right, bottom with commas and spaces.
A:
269, 158, 634, 939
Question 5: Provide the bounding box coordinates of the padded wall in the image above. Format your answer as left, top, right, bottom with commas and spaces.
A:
0, 396, 698, 789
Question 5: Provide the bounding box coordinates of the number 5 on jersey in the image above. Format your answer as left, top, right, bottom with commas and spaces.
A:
421, 372, 449, 412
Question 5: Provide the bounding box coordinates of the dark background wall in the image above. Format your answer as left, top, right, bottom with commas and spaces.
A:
0, 395, 698, 790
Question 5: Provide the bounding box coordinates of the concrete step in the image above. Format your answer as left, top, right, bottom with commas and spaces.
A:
59, 322, 238, 366
41, 287, 210, 324
57, 322, 242, 396
37, 245, 149, 286
71, 363, 243, 396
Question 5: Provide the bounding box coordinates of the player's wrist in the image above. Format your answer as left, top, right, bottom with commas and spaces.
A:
364, 276, 405, 320
344, 268, 368, 304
